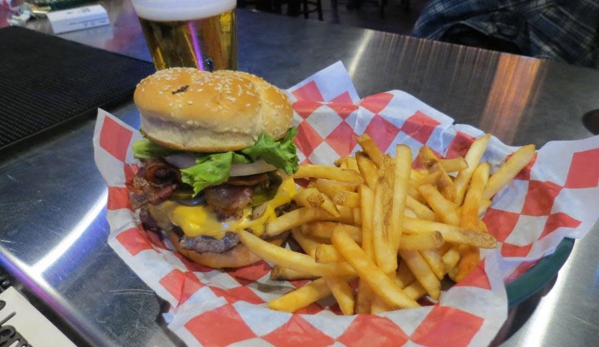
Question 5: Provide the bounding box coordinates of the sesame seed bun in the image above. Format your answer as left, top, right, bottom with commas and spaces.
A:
134, 68, 294, 152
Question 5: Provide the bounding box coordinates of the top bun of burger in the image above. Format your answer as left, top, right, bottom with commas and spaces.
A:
134, 68, 294, 152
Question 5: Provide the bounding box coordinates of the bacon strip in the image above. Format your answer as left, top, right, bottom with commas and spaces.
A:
130, 182, 177, 210
204, 185, 253, 218
128, 159, 181, 210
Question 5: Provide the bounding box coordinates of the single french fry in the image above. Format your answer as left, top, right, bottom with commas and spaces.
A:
335, 156, 349, 167
346, 157, 359, 172
238, 230, 356, 278
357, 134, 385, 167
448, 265, 459, 282
483, 144, 536, 200
479, 219, 489, 233
314, 178, 361, 198
266, 206, 357, 236
454, 245, 480, 282
456, 198, 493, 218
399, 250, 441, 300
331, 229, 420, 309
429, 162, 457, 203
408, 184, 426, 204
355, 184, 376, 314
479, 199, 493, 217
370, 296, 393, 314
403, 280, 427, 301
439, 156, 469, 173
294, 187, 325, 208
403, 217, 497, 248
315, 244, 343, 263
398, 231, 444, 251
294, 165, 363, 183
291, 228, 321, 257
305, 222, 362, 243
372, 157, 397, 275
406, 195, 440, 221
438, 241, 453, 256
410, 170, 442, 188
418, 184, 461, 226
293, 188, 341, 217
356, 151, 379, 190
270, 266, 318, 281
333, 191, 361, 208
419, 249, 445, 280
460, 163, 490, 230
410, 169, 427, 181
355, 278, 375, 314
418, 146, 440, 168
334, 156, 359, 171
404, 208, 419, 219
391, 145, 412, 252
457, 161, 489, 282
324, 277, 355, 315
395, 261, 416, 288
442, 245, 461, 273
454, 134, 491, 205
319, 199, 342, 218
268, 278, 331, 312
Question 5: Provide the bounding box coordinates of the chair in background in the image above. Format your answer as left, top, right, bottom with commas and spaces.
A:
238, 0, 323, 21
331, 0, 409, 18
301, 0, 323, 21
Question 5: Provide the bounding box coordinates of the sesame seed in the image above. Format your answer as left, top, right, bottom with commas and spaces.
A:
187, 101, 193, 105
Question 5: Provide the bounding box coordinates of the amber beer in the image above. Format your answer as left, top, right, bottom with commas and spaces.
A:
132, 0, 237, 71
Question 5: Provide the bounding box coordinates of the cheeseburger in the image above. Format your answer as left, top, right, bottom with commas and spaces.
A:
129, 68, 299, 268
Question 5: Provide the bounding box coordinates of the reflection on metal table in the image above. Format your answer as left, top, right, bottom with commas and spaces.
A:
0, 1, 598, 346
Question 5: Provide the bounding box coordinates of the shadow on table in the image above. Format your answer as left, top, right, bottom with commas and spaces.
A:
490, 275, 558, 346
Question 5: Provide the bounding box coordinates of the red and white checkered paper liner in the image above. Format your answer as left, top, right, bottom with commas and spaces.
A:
93, 62, 599, 347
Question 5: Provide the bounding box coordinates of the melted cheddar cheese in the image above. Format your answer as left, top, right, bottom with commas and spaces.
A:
150, 177, 296, 239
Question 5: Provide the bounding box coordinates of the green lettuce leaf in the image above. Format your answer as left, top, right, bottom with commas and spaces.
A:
240, 127, 299, 175
132, 138, 178, 159
180, 152, 234, 195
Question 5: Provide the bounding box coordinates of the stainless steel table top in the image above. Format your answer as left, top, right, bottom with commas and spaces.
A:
0, 1, 598, 346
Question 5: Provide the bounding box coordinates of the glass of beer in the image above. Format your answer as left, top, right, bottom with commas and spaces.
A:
131, 0, 237, 71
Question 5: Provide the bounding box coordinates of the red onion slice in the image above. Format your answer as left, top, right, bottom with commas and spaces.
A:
164, 154, 197, 169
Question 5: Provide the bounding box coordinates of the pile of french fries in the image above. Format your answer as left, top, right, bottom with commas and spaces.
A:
238, 134, 536, 315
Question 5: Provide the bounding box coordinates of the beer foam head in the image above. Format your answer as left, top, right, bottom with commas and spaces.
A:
131, 0, 236, 21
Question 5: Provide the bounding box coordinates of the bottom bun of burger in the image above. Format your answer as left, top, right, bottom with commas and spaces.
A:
168, 229, 285, 269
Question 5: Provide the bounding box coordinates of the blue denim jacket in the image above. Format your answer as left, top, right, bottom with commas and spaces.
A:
411, 0, 599, 68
